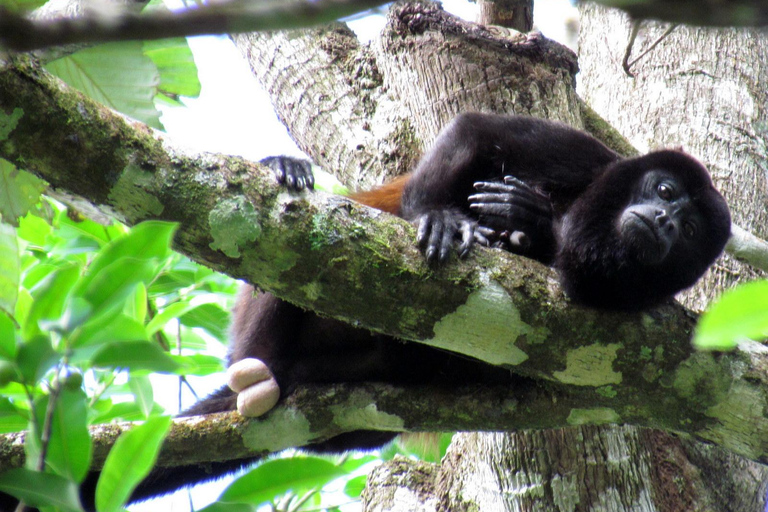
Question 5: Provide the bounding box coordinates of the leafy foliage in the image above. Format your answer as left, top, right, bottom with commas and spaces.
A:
0, 201, 236, 510
694, 279, 768, 350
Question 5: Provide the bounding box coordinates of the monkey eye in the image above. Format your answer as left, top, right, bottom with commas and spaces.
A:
683, 221, 697, 239
657, 183, 674, 200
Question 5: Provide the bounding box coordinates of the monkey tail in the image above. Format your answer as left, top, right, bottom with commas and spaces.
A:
349, 174, 410, 215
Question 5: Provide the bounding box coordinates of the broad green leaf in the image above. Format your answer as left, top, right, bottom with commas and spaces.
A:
79, 258, 160, 318
125, 282, 148, 323
23, 263, 81, 338
90, 401, 164, 425
343, 475, 367, 499
197, 503, 254, 512
221, 457, 347, 504
180, 302, 229, 341
149, 269, 197, 295
95, 415, 172, 512
143, 38, 201, 100
0, 468, 82, 512
70, 311, 147, 348
340, 454, 378, 472
0, 314, 15, 359
0, 221, 19, 318
0, 161, 46, 225
0, 413, 28, 434
171, 354, 224, 376
43, 389, 93, 483
695, 280, 768, 350
145, 299, 196, 335
57, 212, 117, 248
16, 335, 56, 383
76, 221, 176, 292
0, 0, 48, 12
45, 42, 162, 129
128, 373, 154, 418
16, 209, 52, 246
92, 340, 180, 373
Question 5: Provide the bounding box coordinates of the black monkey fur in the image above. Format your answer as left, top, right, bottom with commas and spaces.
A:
5, 114, 730, 510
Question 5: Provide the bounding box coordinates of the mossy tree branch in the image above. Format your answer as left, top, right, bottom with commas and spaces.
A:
1, 55, 768, 466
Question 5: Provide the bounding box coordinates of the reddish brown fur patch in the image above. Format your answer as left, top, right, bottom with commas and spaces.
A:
349, 174, 410, 215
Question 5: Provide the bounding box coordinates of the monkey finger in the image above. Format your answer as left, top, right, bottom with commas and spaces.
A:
468, 192, 517, 204
474, 226, 494, 246
457, 222, 475, 258
416, 214, 432, 248
438, 222, 453, 263
473, 181, 522, 194
236, 379, 280, 417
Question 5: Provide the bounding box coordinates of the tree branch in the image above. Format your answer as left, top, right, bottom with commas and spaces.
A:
0, 0, 389, 52
2, 55, 768, 464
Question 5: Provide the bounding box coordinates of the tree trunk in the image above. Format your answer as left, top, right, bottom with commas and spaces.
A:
577, 5, 768, 510
364, 428, 768, 512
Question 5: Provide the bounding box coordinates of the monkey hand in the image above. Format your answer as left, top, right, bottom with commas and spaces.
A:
415, 208, 478, 264
227, 358, 280, 417
469, 177, 556, 263
260, 155, 315, 191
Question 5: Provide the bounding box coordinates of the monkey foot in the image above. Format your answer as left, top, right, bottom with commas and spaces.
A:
226, 358, 280, 417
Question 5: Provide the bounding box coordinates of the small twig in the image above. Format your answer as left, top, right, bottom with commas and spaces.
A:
622, 20, 678, 77
37, 360, 67, 471
0, 0, 389, 52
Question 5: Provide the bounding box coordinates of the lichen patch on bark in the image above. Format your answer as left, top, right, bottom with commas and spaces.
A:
427, 281, 530, 366
553, 343, 622, 386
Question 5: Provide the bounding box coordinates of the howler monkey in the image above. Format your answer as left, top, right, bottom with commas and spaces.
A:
61, 114, 735, 509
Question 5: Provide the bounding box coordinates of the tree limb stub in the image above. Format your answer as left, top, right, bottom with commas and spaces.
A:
2, 56, 768, 464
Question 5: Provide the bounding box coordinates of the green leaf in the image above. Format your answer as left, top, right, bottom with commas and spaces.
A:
180, 302, 229, 341
79, 258, 159, 319
76, 221, 176, 293
16, 335, 56, 383
90, 401, 164, 425
171, 354, 224, 376
343, 474, 367, 499
124, 282, 148, 323
695, 280, 768, 350
220, 457, 347, 505
92, 341, 180, 373
0, 314, 15, 359
23, 263, 81, 338
70, 311, 147, 348
0, 221, 19, 318
197, 503, 254, 512
95, 415, 172, 512
0, 161, 46, 225
143, 38, 201, 100
145, 299, 196, 336
45, 42, 162, 129
0, 468, 82, 512
43, 389, 93, 483
128, 373, 154, 418
16, 210, 52, 247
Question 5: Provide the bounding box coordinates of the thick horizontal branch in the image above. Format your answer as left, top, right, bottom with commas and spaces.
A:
2, 57, 768, 463
0, 0, 388, 52
0, 0, 764, 54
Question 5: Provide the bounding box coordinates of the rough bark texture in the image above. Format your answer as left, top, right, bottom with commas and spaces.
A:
234, 2, 580, 189
365, 428, 768, 512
